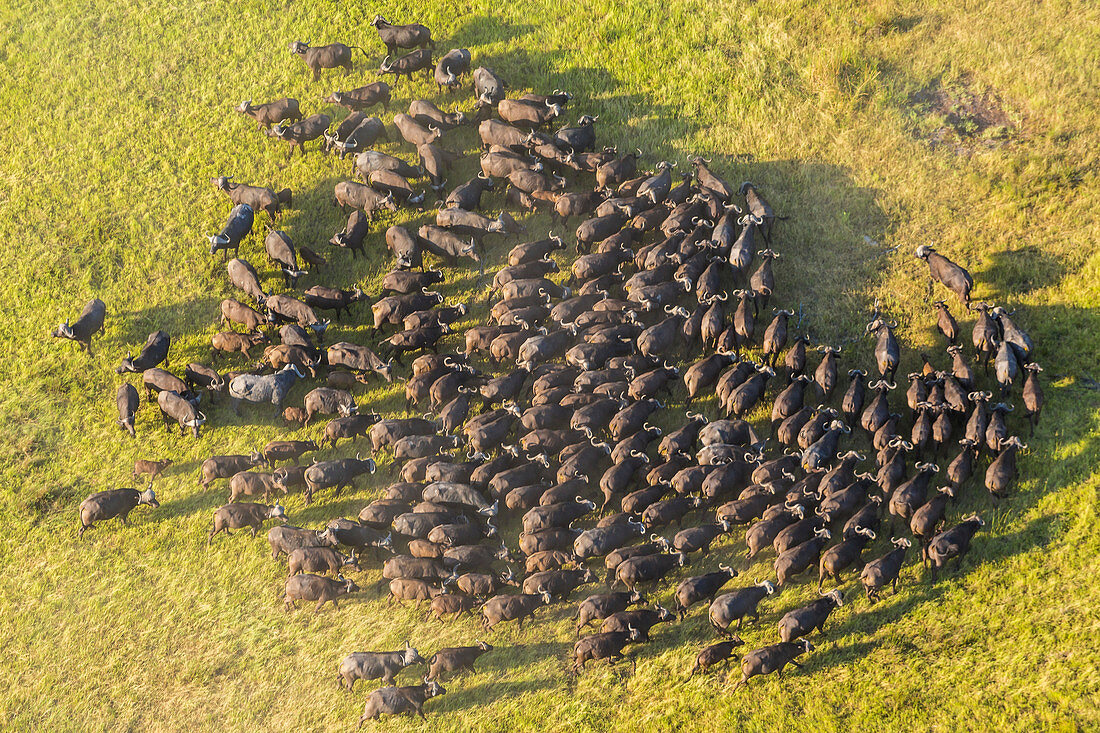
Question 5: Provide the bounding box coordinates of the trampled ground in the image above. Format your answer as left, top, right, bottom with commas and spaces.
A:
0, 0, 1098, 730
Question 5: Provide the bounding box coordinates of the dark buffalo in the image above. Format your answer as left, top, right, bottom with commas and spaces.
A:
117, 331, 170, 374
208, 203, 255, 259
371, 16, 434, 57
116, 383, 140, 437
156, 390, 205, 438
78, 485, 159, 538
289, 40, 365, 81
326, 82, 392, 111
236, 98, 302, 129
52, 298, 106, 354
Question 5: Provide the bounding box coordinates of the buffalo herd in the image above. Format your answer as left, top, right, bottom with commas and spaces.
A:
59, 15, 1042, 725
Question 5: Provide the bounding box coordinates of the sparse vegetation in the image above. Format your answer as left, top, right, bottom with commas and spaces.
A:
1, 0, 1098, 731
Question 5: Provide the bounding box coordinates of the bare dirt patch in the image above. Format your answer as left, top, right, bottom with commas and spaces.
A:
908, 75, 1017, 153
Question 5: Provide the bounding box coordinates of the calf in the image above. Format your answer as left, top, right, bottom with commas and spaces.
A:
236, 97, 302, 129
425, 641, 492, 680
357, 680, 446, 726
78, 485, 159, 538
688, 639, 744, 678
52, 298, 106, 354
339, 643, 425, 689
283, 406, 308, 425
285, 574, 360, 612
208, 502, 286, 543
132, 459, 172, 482
211, 331, 265, 361
733, 640, 814, 688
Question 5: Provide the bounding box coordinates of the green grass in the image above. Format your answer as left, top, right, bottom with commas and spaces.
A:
1, 0, 1099, 729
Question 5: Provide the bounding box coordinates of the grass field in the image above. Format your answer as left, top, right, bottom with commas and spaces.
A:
1, 0, 1099, 730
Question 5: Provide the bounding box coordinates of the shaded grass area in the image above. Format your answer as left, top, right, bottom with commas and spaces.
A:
1, 0, 1099, 730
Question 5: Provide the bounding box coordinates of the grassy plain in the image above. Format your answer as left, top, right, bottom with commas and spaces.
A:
0, 0, 1098, 730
